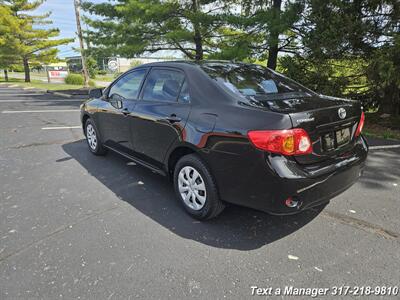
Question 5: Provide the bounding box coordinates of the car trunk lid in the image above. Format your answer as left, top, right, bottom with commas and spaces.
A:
287, 96, 362, 165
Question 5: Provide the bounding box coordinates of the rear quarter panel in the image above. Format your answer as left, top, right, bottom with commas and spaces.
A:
181, 103, 294, 205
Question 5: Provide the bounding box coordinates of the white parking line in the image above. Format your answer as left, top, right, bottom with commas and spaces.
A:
2, 109, 80, 113
0, 89, 36, 92
0, 86, 31, 88
369, 145, 400, 150
0, 94, 50, 97
42, 126, 81, 130
0, 99, 83, 102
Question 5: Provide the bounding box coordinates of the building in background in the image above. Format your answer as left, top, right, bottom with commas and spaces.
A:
65, 56, 82, 73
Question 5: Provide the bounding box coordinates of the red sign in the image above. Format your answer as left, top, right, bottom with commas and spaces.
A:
48, 70, 69, 83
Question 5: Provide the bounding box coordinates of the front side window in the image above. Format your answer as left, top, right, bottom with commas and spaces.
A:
142, 69, 185, 102
108, 69, 147, 100
201, 63, 314, 101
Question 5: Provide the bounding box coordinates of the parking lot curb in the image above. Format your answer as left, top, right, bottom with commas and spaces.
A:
48, 91, 73, 98
369, 144, 400, 150
0, 83, 47, 93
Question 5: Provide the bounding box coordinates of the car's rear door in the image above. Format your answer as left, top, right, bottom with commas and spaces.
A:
130, 67, 191, 168
97, 68, 148, 154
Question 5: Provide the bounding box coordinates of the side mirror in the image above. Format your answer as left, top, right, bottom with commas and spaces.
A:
110, 98, 123, 109
89, 88, 103, 98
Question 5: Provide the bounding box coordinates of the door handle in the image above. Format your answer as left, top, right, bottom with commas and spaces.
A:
164, 114, 181, 123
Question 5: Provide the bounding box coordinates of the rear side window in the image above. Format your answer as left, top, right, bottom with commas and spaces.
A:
178, 80, 190, 103
142, 69, 185, 102
108, 69, 147, 100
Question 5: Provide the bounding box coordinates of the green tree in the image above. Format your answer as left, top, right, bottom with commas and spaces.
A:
83, 0, 233, 60
0, 0, 73, 82
367, 34, 400, 114
282, 0, 400, 114
251, 0, 303, 70
0, 4, 19, 80
0, 54, 21, 81
0, 4, 15, 46
86, 56, 97, 78
210, 0, 303, 69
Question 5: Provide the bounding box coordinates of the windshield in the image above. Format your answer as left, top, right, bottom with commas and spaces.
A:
201, 62, 315, 101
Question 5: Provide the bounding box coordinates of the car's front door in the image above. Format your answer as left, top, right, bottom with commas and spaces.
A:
130, 68, 191, 168
97, 68, 147, 154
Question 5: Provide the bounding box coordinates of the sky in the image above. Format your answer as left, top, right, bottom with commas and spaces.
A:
35, 0, 105, 58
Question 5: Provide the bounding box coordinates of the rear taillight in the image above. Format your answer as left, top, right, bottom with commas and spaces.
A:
248, 128, 312, 155
355, 111, 365, 137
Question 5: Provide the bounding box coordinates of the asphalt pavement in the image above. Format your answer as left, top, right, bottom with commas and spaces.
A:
0, 85, 399, 299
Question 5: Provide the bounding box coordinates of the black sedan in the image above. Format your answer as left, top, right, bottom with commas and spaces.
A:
81, 61, 368, 220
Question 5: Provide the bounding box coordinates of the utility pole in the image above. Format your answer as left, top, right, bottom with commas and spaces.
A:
74, 0, 89, 88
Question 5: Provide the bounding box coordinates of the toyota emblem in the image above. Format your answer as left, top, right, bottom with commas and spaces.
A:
338, 107, 346, 119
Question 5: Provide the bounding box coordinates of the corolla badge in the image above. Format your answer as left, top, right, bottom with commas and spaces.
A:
338, 107, 347, 119
297, 117, 315, 124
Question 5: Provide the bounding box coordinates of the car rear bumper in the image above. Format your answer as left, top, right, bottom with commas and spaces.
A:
203, 135, 368, 215
268, 157, 365, 215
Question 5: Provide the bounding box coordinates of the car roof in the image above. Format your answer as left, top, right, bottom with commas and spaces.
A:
134, 60, 254, 70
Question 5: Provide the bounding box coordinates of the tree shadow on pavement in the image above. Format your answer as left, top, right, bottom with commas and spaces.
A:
62, 139, 325, 251
358, 149, 400, 190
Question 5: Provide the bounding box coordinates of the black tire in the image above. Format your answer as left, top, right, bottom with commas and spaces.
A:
173, 154, 225, 220
84, 118, 107, 156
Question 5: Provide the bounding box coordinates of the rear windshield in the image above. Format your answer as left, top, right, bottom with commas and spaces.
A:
201, 63, 315, 100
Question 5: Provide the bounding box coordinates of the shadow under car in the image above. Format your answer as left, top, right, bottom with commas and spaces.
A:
62, 139, 325, 250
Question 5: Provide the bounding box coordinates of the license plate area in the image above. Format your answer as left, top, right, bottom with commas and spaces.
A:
321, 127, 351, 151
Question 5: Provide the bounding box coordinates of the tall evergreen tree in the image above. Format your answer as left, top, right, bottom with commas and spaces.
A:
83, 0, 233, 60
292, 0, 400, 113
367, 33, 400, 114
0, 4, 19, 80
211, 0, 304, 69
0, 0, 72, 82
